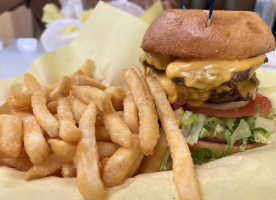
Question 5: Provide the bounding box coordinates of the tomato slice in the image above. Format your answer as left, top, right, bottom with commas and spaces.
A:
181, 94, 272, 118
171, 99, 186, 110
254, 94, 272, 115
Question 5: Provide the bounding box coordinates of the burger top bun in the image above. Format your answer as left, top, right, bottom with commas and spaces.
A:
141, 9, 275, 59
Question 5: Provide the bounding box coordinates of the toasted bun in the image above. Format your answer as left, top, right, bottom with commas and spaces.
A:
142, 9, 275, 59
189, 140, 260, 155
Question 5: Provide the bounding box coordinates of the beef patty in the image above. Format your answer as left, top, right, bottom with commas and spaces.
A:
142, 59, 263, 103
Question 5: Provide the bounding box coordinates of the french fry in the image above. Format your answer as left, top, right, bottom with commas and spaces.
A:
103, 112, 132, 148
0, 149, 32, 171
97, 142, 119, 160
48, 76, 72, 102
32, 90, 59, 137
69, 59, 94, 79
18, 113, 49, 164
123, 67, 159, 155
127, 152, 144, 177
48, 139, 76, 162
145, 76, 201, 200
174, 107, 184, 127
57, 97, 81, 143
117, 111, 124, 118
0, 114, 23, 158
123, 92, 139, 133
71, 85, 113, 113
78, 59, 94, 77
105, 87, 126, 111
103, 134, 143, 187
73, 75, 106, 90
24, 73, 41, 92
61, 163, 76, 178
47, 101, 58, 114
6, 90, 32, 111
95, 127, 111, 141
96, 113, 104, 127
100, 157, 109, 178
70, 95, 87, 123
76, 102, 104, 200
131, 65, 151, 96
139, 129, 168, 173
25, 153, 63, 181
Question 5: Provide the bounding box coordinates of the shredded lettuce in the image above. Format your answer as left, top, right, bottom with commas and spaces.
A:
224, 129, 232, 152
254, 132, 275, 145
225, 118, 235, 131
179, 108, 276, 164
214, 124, 225, 137
204, 117, 225, 130
181, 111, 199, 126
199, 128, 208, 139
239, 138, 248, 152
230, 119, 251, 146
181, 125, 191, 137
159, 149, 170, 171
255, 116, 275, 133
185, 114, 207, 145
191, 148, 229, 165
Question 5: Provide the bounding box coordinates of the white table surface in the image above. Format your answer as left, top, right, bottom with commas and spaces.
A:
0, 40, 45, 80
0, 40, 275, 80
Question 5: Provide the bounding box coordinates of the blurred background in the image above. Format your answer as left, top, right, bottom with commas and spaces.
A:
1, 0, 276, 40
0, 0, 276, 79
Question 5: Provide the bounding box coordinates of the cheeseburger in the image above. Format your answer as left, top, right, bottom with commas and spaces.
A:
140, 9, 276, 163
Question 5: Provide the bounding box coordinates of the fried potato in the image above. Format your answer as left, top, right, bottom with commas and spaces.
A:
128, 151, 144, 177
69, 59, 94, 79
73, 75, 106, 90
123, 92, 139, 134
0, 114, 23, 158
0, 150, 32, 171
96, 112, 104, 127
69, 95, 87, 123
24, 73, 41, 92
102, 134, 143, 187
95, 127, 111, 141
25, 153, 63, 181
71, 85, 113, 113
100, 157, 109, 178
139, 128, 168, 174
48, 139, 76, 162
123, 67, 159, 155
61, 163, 76, 178
103, 112, 132, 148
97, 142, 118, 160
18, 113, 49, 164
47, 101, 58, 114
105, 87, 126, 111
146, 76, 201, 200
6, 90, 32, 111
76, 102, 104, 200
57, 97, 81, 143
48, 76, 72, 102
174, 107, 184, 127
32, 90, 59, 137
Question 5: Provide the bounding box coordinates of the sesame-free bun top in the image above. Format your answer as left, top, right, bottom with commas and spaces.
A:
141, 9, 275, 59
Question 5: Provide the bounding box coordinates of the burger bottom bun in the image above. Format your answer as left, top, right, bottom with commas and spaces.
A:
189, 140, 261, 155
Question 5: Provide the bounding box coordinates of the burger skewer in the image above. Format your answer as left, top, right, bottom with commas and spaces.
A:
182, 0, 186, 9
207, 0, 215, 27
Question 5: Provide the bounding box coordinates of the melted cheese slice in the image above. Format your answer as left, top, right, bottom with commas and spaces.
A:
144, 52, 265, 105
166, 55, 265, 90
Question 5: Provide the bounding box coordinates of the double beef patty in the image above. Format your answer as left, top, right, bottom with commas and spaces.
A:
173, 69, 259, 104
142, 59, 262, 104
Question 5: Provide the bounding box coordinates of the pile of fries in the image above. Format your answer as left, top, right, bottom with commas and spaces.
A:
0, 59, 200, 200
